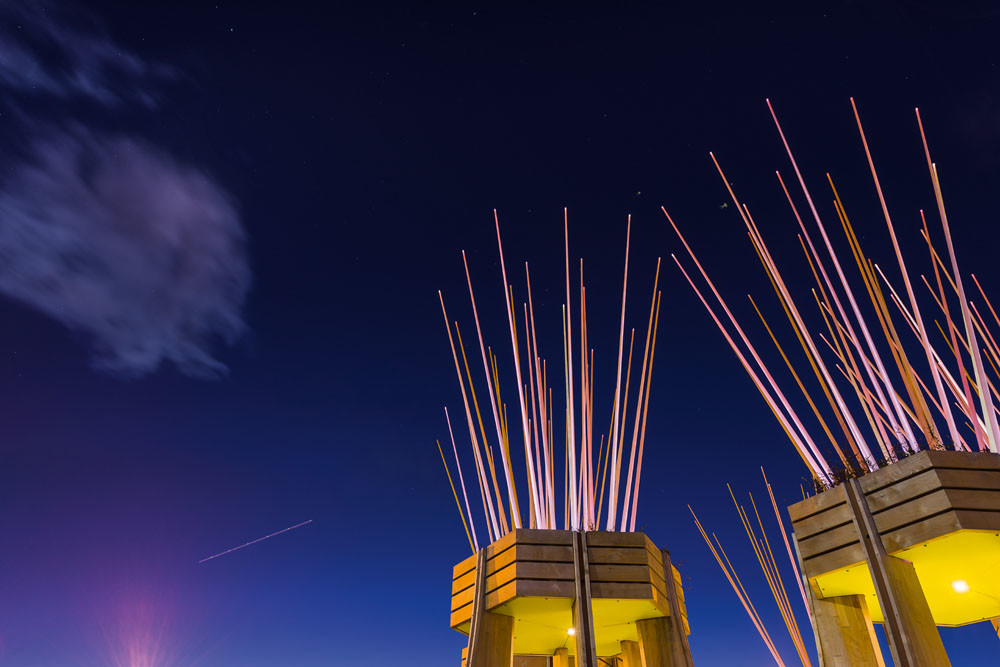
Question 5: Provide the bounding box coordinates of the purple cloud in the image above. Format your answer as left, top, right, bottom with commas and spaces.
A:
0, 128, 250, 377
0, 3, 251, 378
0, 2, 175, 107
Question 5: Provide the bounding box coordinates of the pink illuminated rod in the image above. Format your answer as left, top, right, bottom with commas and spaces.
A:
606, 216, 632, 531
563, 209, 579, 530
666, 208, 833, 482
690, 506, 787, 666
437, 211, 664, 541
916, 112, 1000, 453
768, 100, 916, 455
776, 173, 880, 466
672, 253, 829, 481
439, 292, 500, 541
494, 211, 544, 528
708, 154, 876, 469
630, 291, 662, 532
444, 409, 479, 550
526, 262, 556, 527
621, 258, 661, 532
462, 251, 521, 530
851, 100, 959, 449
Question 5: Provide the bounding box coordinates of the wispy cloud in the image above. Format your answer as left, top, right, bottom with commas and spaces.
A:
0, 2, 176, 107
0, 127, 249, 377
0, 3, 251, 378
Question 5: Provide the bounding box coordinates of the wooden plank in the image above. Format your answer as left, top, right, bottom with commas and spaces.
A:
509, 578, 576, 601
508, 528, 576, 545
858, 450, 934, 494
808, 582, 884, 667
801, 542, 866, 579
791, 501, 855, 540
553, 647, 571, 667
585, 531, 649, 547
590, 563, 655, 583
883, 556, 951, 666
880, 510, 963, 554
924, 449, 1000, 471
572, 530, 598, 667
620, 639, 642, 667
451, 605, 472, 629
935, 467, 1000, 490
871, 489, 955, 534
466, 610, 514, 667
484, 561, 576, 598
797, 521, 860, 560
591, 581, 655, 600
661, 550, 694, 664
864, 468, 941, 513
587, 546, 651, 566
788, 484, 846, 523
952, 508, 1000, 531
513, 658, 549, 667
484, 580, 519, 610
488, 544, 575, 573
452, 568, 477, 596
454, 552, 478, 579
636, 616, 678, 667
452, 584, 477, 612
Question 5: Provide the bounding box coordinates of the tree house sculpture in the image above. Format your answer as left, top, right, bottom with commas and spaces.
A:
450, 529, 693, 667
788, 450, 1000, 666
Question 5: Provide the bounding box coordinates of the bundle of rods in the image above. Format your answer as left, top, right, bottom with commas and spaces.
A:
686, 99, 1000, 665
437, 211, 663, 551
670, 99, 1000, 489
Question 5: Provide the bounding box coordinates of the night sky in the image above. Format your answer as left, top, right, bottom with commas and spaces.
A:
2, 1, 1000, 665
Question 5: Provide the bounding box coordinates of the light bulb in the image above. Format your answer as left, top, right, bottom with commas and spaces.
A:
567, 627, 576, 636
952, 580, 970, 594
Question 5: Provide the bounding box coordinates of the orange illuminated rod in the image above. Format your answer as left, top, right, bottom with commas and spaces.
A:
690, 471, 813, 667
667, 100, 1000, 493
436, 209, 664, 546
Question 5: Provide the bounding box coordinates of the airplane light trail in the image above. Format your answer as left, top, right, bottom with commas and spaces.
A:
198, 519, 313, 564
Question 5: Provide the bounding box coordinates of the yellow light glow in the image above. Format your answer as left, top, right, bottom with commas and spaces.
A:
567, 627, 576, 636
810, 530, 1000, 626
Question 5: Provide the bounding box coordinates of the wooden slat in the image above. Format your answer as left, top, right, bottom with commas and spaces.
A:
798, 521, 860, 560
453, 568, 477, 596
865, 468, 941, 513
792, 501, 854, 540
590, 563, 656, 583
487, 544, 575, 573
585, 531, 649, 547
485, 561, 575, 595
452, 583, 477, 612
935, 467, 1000, 490
857, 450, 935, 494
789, 484, 847, 523
924, 449, 1000, 471
451, 605, 472, 629
506, 578, 575, 603
588, 546, 651, 565
591, 581, 655, 600
484, 580, 518, 610
802, 542, 866, 579
454, 552, 478, 579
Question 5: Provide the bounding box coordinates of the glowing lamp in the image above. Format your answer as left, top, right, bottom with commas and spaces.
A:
951, 580, 970, 594
566, 628, 576, 636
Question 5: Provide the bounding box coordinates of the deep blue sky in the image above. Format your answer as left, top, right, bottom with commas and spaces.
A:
1, 1, 999, 665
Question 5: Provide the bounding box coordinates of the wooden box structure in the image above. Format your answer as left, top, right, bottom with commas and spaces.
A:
788, 450, 1000, 666
450, 529, 691, 666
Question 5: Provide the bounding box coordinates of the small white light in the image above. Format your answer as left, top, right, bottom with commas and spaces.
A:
952, 580, 970, 594
567, 627, 576, 636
